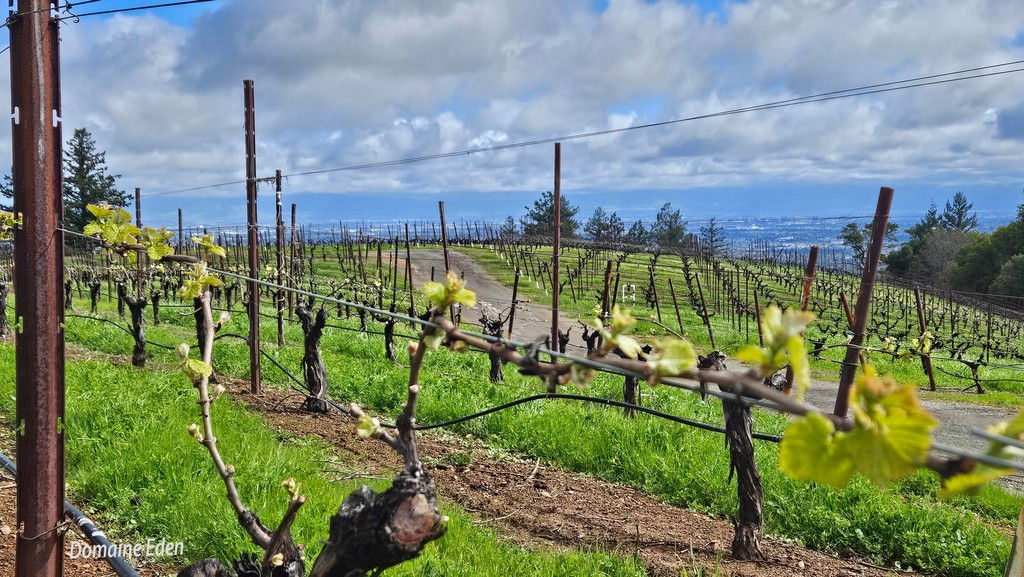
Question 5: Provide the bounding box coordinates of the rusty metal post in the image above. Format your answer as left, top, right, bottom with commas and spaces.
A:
550, 142, 561, 363
508, 267, 521, 339
753, 290, 764, 347
914, 287, 937, 391
438, 200, 450, 273
601, 260, 612, 316
834, 187, 894, 417
289, 203, 296, 320
134, 187, 143, 296
275, 170, 284, 347
405, 223, 415, 323
785, 246, 819, 389
668, 277, 685, 336
695, 271, 716, 349
243, 79, 260, 393
11, 1, 66, 575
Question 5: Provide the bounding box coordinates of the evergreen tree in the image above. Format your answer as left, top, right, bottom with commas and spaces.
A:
498, 215, 518, 241
941, 191, 979, 232
0, 173, 12, 212
607, 212, 626, 243
624, 219, 649, 248
650, 202, 687, 249
907, 200, 941, 241
520, 190, 579, 239
839, 221, 898, 266
699, 216, 727, 258
63, 128, 128, 233
584, 207, 611, 240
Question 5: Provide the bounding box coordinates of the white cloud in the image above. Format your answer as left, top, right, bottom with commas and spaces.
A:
3, 0, 1023, 222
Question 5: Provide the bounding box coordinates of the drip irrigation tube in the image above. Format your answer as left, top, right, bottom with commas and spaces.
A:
0, 451, 140, 577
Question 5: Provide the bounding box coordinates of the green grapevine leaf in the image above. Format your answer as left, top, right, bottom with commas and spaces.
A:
647, 338, 696, 380
787, 336, 811, 400
780, 412, 853, 488
355, 413, 381, 438
939, 466, 1013, 499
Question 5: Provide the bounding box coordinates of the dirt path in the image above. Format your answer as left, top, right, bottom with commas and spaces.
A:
407, 249, 582, 344
409, 248, 1024, 490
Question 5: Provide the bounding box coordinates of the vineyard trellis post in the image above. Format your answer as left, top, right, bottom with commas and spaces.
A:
785, 246, 819, 391
695, 270, 716, 349
289, 202, 296, 321
914, 287, 937, 391
550, 142, 561, 366
10, 1, 66, 574
834, 187, 893, 417
275, 169, 285, 347
134, 187, 144, 296
177, 208, 183, 253
243, 79, 261, 394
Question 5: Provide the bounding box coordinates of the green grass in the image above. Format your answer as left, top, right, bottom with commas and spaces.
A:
0, 343, 649, 576
151, 304, 1018, 577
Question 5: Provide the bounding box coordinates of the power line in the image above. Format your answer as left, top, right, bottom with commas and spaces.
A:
148, 59, 1024, 197
57, 0, 213, 20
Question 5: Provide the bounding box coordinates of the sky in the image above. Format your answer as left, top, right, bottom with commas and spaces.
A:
6, 0, 1024, 231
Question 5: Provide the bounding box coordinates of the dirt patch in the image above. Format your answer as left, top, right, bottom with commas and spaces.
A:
225, 378, 904, 577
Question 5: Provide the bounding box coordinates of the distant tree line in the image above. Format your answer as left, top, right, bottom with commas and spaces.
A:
839, 191, 1024, 298
509, 191, 726, 256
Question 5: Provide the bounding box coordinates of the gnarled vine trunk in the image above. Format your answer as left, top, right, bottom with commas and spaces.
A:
297, 298, 330, 413
308, 472, 446, 577
723, 397, 764, 561
119, 284, 148, 368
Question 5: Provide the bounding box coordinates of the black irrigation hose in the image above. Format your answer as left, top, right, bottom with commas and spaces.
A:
254, 345, 782, 443
0, 452, 140, 577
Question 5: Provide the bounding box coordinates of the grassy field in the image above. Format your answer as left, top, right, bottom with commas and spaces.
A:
52, 284, 1020, 577
0, 339, 653, 576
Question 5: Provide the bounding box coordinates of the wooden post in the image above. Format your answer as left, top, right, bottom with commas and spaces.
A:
835, 187, 894, 417
914, 287, 937, 391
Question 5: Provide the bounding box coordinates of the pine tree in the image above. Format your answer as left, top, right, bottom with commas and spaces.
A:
0, 173, 12, 212
625, 219, 649, 248
941, 192, 979, 232
520, 190, 579, 239
650, 202, 687, 249
584, 207, 610, 240
907, 200, 941, 241
63, 128, 128, 233
699, 216, 727, 258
